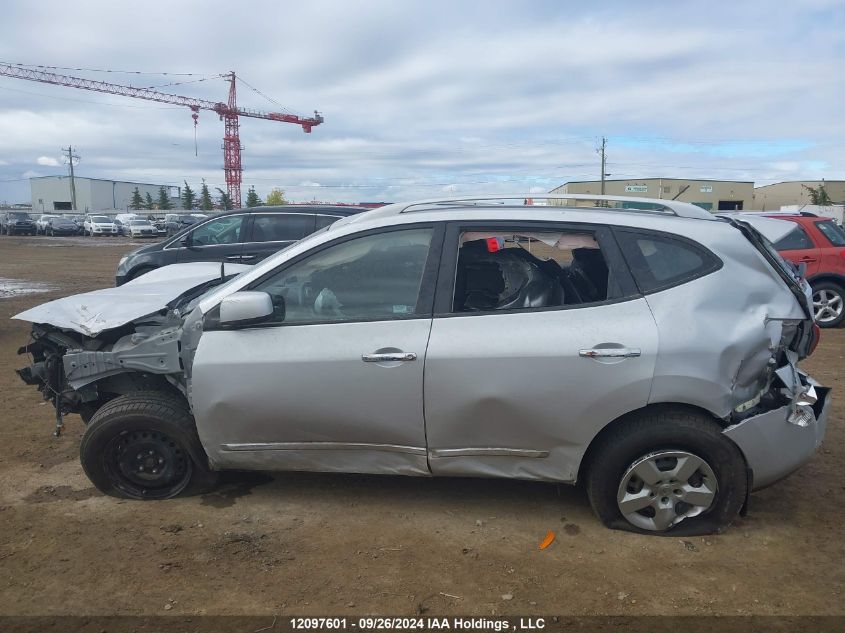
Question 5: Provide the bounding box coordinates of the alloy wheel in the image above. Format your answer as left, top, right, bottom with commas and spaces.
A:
813, 288, 843, 325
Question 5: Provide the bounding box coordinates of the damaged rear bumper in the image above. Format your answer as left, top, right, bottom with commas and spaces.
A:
724, 380, 830, 490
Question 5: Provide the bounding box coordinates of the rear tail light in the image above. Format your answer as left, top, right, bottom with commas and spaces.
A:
809, 323, 821, 356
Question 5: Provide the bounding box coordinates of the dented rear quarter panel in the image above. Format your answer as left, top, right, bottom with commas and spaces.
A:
643, 223, 810, 418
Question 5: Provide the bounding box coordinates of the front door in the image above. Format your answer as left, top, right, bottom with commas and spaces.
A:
176, 214, 246, 265
191, 225, 442, 475
423, 223, 658, 483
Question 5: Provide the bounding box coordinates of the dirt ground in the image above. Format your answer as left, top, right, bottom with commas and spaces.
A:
0, 235, 843, 617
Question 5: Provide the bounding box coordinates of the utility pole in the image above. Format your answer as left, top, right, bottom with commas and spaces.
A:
598, 137, 607, 195
62, 146, 80, 210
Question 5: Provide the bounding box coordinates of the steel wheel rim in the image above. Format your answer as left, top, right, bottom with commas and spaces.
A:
813, 289, 843, 324
617, 450, 718, 531
104, 429, 192, 499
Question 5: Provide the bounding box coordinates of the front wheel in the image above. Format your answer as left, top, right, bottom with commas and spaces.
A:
812, 281, 844, 328
586, 407, 747, 535
80, 391, 218, 500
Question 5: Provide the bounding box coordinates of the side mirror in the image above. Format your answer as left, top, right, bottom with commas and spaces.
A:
797, 262, 808, 279
218, 291, 274, 328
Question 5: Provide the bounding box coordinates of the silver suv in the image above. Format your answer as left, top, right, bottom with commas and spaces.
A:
14, 195, 830, 535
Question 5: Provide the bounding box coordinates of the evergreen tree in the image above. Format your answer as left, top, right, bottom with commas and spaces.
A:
266, 187, 286, 205
144, 192, 154, 210
157, 186, 173, 210
199, 179, 214, 211
129, 187, 144, 210
216, 187, 234, 211
181, 181, 196, 210
245, 185, 262, 207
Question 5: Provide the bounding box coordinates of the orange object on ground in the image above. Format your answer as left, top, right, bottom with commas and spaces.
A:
539, 530, 555, 550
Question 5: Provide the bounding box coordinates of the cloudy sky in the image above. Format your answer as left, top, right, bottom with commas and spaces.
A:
0, 0, 843, 206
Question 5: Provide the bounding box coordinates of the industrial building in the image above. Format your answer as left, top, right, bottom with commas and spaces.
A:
549, 178, 753, 211
30, 176, 180, 213
753, 180, 845, 211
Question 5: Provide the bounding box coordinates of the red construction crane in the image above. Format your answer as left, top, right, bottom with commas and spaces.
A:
0, 63, 324, 208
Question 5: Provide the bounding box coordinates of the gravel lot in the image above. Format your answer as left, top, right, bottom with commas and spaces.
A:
0, 235, 843, 617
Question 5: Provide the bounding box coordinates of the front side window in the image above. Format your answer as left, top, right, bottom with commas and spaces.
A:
816, 220, 845, 247
189, 216, 244, 246
253, 228, 433, 324
452, 230, 614, 312
250, 214, 314, 243
616, 230, 720, 293
773, 225, 814, 251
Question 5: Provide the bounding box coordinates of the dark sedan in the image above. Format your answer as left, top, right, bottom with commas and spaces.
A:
46, 216, 81, 236
115, 205, 365, 285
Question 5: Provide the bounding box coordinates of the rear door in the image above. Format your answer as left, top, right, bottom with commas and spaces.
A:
175, 214, 246, 265
811, 219, 845, 276
239, 212, 317, 264
423, 222, 658, 483
773, 222, 822, 277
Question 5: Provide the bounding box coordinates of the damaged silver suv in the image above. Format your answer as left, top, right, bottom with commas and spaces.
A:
14, 195, 830, 535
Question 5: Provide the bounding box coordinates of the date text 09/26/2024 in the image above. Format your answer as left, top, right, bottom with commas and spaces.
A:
289, 617, 547, 631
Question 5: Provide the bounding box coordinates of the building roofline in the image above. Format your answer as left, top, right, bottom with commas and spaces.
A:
754, 180, 845, 189
29, 175, 179, 189
558, 177, 754, 185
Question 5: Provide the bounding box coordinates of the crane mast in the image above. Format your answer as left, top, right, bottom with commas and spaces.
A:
0, 63, 324, 208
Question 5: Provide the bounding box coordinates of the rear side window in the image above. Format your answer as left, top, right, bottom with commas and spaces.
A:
615, 230, 721, 293
773, 225, 815, 251
250, 214, 315, 243
816, 220, 845, 247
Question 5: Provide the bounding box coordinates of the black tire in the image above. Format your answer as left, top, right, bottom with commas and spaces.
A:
80, 391, 219, 500
585, 406, 747, 536
811, 281, 845, 328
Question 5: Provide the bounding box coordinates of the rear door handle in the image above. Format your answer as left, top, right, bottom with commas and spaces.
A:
579, 348, 641, 359
362, 352, 417, 362
225, 255, 241, 261
240, 254, 258, 261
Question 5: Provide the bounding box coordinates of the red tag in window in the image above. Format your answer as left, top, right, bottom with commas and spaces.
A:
486, 237, 503, 252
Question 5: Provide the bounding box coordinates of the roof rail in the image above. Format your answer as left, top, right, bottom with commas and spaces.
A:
394, 194, 716, 220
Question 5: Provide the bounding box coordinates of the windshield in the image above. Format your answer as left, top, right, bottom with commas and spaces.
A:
130, 220, 150, 226
90, 216, 110, 222
10, 212, 31, 219
816, 220, 845, 247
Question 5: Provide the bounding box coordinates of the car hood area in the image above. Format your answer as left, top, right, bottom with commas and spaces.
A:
13, 262, 252, 337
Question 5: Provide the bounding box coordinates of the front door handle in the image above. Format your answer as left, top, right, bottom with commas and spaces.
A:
362, 352, 417, 362
240, 254, 258, 261
579, 348, 641, 359
225, 255, 241, 261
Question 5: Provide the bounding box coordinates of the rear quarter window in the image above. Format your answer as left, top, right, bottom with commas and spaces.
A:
615, 229, 722, 293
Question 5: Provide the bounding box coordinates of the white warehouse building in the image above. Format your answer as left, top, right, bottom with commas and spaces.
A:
30, 176, 180, 213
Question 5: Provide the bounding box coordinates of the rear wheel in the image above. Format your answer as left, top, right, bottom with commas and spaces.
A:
586, 407, 747, 535
80, 391, 218, 500
812, 281, 844, 328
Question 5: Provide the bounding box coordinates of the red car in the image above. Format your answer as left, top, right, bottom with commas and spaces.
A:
768, 212, 845, 327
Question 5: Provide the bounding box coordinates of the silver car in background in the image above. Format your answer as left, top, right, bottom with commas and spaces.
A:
14, 195, 830, 535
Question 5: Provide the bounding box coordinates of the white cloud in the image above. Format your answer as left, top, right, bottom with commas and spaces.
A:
36, 155, 59, 166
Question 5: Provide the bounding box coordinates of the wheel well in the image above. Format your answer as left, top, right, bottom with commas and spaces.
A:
576, 402, 725, 484
808, 274, 845, 290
